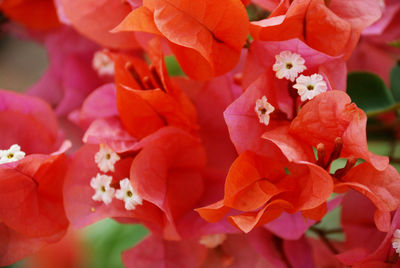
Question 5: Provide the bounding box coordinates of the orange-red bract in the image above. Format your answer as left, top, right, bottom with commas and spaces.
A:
123, 235, 207, 268
24, 232, 87, 268
197, 151, 333, 233
0, 90, 61, 155
59, 0, 140, 49
0, 0, 60, 30
114, 0, 250, 80
290, 91, 388, 171
63, 143, 163, 230
263, 91, 400, 231
130, 127, 207, 239
336, 163, 400, 231
112, 41, 198, 140
250, 0, 382, 58
0, 154, 69, 266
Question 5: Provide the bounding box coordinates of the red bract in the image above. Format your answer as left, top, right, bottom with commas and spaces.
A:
63, 143, 162, 229
0, 90, 69, 266
251, 0, 280, 11
263, 91, 400, 230
309, 238, 344, 268
57, 0, 140, 49
24, 232, 87, 268
197, 150, 333, 233
243, 38, 347, 92
224, 39, 346, 156
27, 27, 104, 116
336, 163, 400, 231
83, 117, 138, 153
123, 230, 311, 268
250, 0, 382, 58
129, 127, 207, 239
112, 40, 198, 140
0, 0, 60, 30
113, 0, 249, 79
340, 191, 386, 256
265, 196, 342, 240
0, 90, 61, 154
69, 83, 118, 130
337, 193, 400, 266
123, 235, 207, 268
0, 154, 68, 266
64, 126, 219, 240
224, 75, 293, 155
173, 55, 245, 173
289, 90, 387, 170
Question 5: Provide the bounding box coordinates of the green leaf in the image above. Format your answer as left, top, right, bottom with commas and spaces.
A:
391, 63, 400, 102
347, 72, 395, 116
83, 219, 148, 268
164, 56, 184, 76
367, 140, 392, 157
388, 40, 400, 49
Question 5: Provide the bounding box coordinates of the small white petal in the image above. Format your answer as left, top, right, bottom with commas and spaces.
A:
94, 144, 120, 173
255, 96, 275, 126
293, 73, 328, 101
272, 51, 307, 82
115, 178, 142, 211
90, 173, 115, 205
92, 51, 114, 76
0, 144, 26, 164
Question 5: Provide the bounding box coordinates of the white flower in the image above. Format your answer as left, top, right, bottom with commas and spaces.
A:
0, 144, 25, 164
90, 173, 115, 205
293, 74, 328, 101
199, 234, 227, 248
392, 229, 400, 255
115, 178, 142, 210
255, 96, 275, 126
272, 51, 307, 82
92, 51, 114, 76
94, 144, 120, 173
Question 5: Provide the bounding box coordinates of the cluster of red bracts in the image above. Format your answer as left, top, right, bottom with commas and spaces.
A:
1, 0, 400, 267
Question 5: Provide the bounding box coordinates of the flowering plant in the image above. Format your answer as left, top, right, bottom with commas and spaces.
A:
0, 0, 400, 267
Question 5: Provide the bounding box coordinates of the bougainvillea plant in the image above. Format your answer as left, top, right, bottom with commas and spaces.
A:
1, 0, 400, 267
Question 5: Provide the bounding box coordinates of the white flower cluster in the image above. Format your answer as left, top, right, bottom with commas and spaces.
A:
273, 51, 328, 101
0, 144, 25, 164
90, 144, 142, 210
